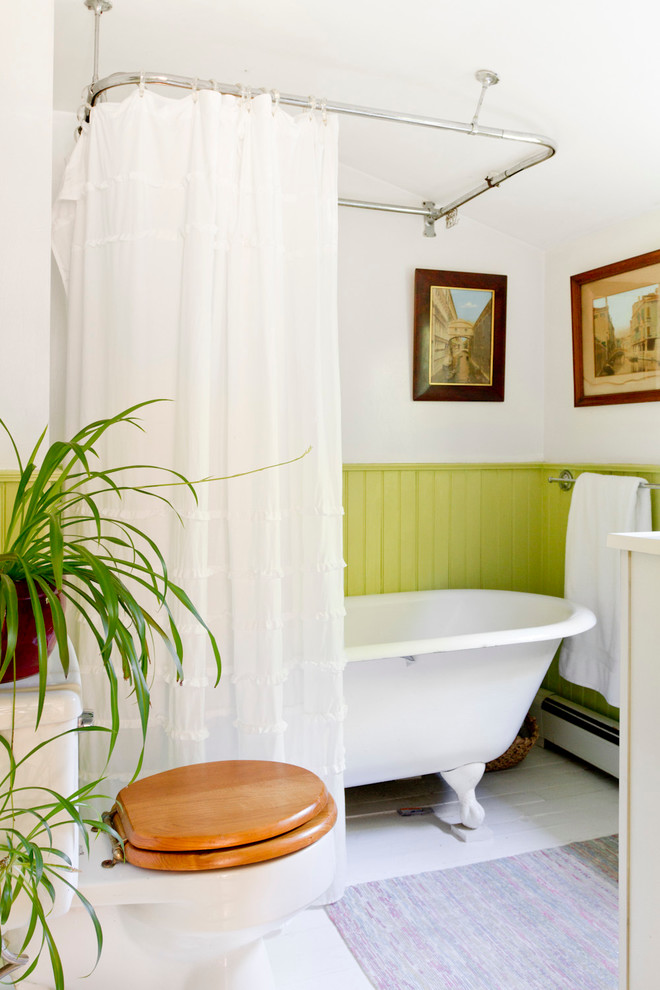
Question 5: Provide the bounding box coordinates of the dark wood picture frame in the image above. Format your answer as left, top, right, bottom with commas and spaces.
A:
413, 269, 507, 402
571, 249, 660, 407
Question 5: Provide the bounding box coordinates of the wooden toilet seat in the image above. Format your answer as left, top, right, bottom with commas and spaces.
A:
110, 760, 337, 872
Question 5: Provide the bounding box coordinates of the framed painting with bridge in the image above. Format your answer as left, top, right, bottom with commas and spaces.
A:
571, 249, 660, 406
412, 269, 507, 401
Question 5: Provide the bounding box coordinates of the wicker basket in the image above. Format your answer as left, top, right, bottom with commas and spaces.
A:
485, 712, 539, 772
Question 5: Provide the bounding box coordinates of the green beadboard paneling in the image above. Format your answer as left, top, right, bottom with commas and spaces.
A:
512, 469, 545, 594
343, 464, 546, 597
0, 473, 19, 543
364, 471, 384, 594
399, 471, 418, 592
446, 470, 468, 587
458, 470, 483, 588
343, 461, 660, 725
382, 471, 402, 593
432, 470, 451, 588
416, 471, 438, 590
344, 470, 366, 596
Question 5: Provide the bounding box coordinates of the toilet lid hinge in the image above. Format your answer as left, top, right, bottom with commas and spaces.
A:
99, 808, 126, 868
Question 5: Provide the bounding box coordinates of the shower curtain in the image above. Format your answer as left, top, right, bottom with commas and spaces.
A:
52, 87, 346, 894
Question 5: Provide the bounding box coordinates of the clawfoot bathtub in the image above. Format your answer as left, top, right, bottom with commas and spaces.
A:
342, 589, 595, 828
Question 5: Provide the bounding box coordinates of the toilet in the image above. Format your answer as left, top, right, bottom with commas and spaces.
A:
88, 759, 338, 990
3, 656, 338, 990
108, 759, 336, 871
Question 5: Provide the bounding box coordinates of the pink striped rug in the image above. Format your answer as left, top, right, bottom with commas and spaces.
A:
326, 835, 617, 989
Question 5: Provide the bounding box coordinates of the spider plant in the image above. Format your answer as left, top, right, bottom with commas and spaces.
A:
0, 727, 116, 989
0, 399, 222, 767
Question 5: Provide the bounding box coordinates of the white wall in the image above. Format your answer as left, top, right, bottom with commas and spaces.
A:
0, 3, 53, 465
50, 111, 78, 441
544, 209, 660, 465
338, 193, 546, 463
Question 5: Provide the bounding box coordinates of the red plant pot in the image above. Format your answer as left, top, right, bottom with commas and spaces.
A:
0, 581, 59, 684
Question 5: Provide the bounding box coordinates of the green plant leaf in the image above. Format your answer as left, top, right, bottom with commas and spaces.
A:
168, 581, 222, 685
33, 895, 65, 990
58, 875, 104, 975
47, 512, 65, 591
39, 580, 69, 678
0, 573, 18, 673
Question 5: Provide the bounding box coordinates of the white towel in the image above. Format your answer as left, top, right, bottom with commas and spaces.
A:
558, 472, 652, 707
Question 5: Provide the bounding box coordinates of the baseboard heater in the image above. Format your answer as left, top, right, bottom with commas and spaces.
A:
537, 693, 619, 779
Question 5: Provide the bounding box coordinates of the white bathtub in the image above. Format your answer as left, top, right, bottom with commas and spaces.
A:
342, 588, 595, 828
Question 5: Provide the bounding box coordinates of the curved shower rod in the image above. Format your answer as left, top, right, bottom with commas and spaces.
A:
83, 4, 556, 237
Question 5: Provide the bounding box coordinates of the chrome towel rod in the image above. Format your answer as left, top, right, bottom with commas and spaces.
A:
81, 3, 556, 237
548, 470, 660, 491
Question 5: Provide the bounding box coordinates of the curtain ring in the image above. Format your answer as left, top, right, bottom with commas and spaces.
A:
239, 85, 252, 110
307, 95, 317, 120
210, 79, 219, 93
271, 89, 280, 116
320, 97, 328, 125
74, 102, 92, 140
191, 77, 199, 102
138, 71, 145, 97
76, 104, 91, 124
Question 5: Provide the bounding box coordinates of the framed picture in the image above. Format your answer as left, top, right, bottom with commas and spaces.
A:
413, 269, 507, 401
571, 249, 660, 406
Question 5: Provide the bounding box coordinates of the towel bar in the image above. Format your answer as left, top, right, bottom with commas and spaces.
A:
548, 470, 660, 491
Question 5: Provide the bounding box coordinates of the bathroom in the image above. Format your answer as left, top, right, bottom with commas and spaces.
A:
2, 0, 660, 987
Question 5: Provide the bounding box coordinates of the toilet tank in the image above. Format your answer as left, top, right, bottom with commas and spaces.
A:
0, 644, 83, 929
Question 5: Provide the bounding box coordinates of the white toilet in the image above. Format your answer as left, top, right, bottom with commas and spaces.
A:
1, 657, 337, 990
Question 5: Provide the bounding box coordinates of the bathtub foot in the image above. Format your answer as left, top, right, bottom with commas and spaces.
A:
440, 762, 486, 829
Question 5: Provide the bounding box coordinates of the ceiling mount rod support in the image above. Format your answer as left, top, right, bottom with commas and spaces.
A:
423, 201, 438, 237
84, 0, 113, 83
471, 69, 499, 132
422, 204, 459, 237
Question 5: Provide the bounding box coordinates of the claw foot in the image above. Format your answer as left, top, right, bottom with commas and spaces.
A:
440, 762, 486, 829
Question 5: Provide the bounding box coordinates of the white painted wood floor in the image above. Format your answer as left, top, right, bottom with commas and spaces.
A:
266, 744, 619, 989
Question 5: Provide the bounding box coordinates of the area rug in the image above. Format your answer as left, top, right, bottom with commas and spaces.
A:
326, 836, 618, 990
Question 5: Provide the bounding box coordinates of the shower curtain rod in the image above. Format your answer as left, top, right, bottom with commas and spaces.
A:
86, 70, 557, 237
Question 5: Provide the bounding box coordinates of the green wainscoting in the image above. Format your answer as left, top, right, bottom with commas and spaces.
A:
344, 462, 660, 723
343, 464, 546, 597
0, 472, 19, 541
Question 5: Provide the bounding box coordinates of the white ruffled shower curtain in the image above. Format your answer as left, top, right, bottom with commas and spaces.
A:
52, 88, 346, 894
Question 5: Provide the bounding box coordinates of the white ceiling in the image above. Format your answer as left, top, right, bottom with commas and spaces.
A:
53, 0, 660, 249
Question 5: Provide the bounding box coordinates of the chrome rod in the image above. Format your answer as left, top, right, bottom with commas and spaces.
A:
87, 72, 553, 148
338, 198, 434, 217
84, 70, 556, 234
83, 1, 112, 83
87, 72, 555, 152
548, 472, 660, 491
471, 69, 500, 130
